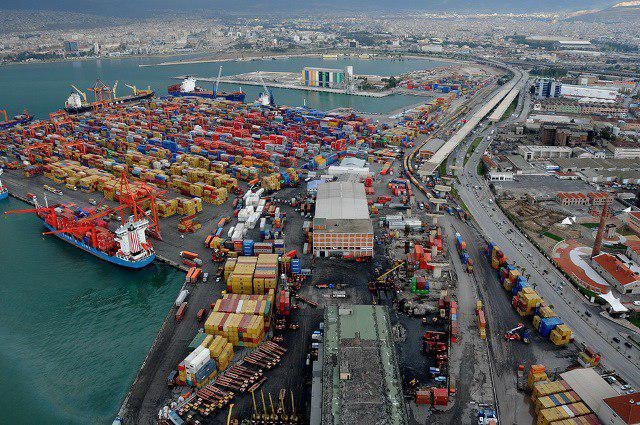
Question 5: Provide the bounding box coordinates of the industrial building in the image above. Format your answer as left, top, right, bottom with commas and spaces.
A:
302, 66, 353, 89
560, 84, 619, 102
314, 305, 407, 425
591, 253, 640, 295
518, 145, 572, 161
560, 368, 640, 425
312, 181, 373, 258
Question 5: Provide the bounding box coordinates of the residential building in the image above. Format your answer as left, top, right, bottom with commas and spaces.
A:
625, 211, 640, 235
588, 192, 610, 206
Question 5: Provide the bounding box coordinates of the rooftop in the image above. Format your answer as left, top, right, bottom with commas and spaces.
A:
592, 253, 640, 286
321, 305, 407, 425
315, 181, 370, 221
560, 368, 618, 416
603, 393, 640, 424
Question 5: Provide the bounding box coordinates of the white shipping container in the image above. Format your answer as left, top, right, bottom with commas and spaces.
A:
260, 218, 267, 230
227, 226, 235, 237
175, 290, 189, 307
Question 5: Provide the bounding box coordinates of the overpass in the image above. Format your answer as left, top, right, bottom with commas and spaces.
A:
421, 70, 523, 176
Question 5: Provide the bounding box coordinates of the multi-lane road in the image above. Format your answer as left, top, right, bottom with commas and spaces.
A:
451, 82, 640, 389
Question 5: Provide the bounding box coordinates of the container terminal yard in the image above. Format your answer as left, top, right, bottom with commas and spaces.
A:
1, 60, 639, 425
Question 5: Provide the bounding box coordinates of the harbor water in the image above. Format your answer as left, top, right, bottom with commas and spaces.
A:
0, 54, 449, 424
0, 197, 182, 424
0, 55, 451, 118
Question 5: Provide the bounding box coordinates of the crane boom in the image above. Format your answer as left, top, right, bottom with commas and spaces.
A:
70, 84, 87, 102
376, 261, 405, 281
125, 83, 138, 95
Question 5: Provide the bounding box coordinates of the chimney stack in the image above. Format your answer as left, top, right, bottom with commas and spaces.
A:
592, 196, 610, 258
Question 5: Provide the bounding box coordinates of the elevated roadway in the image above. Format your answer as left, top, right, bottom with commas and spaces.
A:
420, 69, 524, 176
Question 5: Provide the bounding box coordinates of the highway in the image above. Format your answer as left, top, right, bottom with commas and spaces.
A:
451, 84, 640, 389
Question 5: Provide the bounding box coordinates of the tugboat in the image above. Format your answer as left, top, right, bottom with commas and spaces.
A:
0, 109, 33, 130
64, 79, 154, 114
167, 66, 246, 102
0, 169, 8, 200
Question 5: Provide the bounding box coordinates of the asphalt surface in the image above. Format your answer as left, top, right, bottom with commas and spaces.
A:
452, 88, 640, 390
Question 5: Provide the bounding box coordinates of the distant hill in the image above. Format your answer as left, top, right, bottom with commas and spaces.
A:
0, 0, 623, 16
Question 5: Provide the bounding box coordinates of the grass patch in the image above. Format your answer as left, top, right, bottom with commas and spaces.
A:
580, 223, 599, 229
543, 232, 563, 242
500, 97, 518, 121
477, 160, 486, 176
463, 136, 483, 166
450, 186, 469, 212
618, 225, 636, 236
438, 159, 447, 176
629, 317, 640, 329
606, 243, 628, 251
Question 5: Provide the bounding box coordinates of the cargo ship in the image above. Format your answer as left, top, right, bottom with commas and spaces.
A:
168, 67, 246, 102
0, 169, 8, 200
5, 199, 155, 269
0, 109, 33, 130
64, 80, 154, 114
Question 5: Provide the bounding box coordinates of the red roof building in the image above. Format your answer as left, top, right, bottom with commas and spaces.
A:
625, 211, 640, 236
556, 192, 589, 206
592, 253, 640, 295
602, 393, 640, 424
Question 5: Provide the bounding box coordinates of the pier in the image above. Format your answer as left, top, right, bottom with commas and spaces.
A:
173, 71, 433, 99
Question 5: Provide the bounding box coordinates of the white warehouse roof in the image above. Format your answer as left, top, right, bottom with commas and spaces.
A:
315, 181, 369, 220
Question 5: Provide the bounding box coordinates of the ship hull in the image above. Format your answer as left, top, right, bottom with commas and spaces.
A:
168, 88, 246, 102
43, 222, 155, 269
0, 190, 8, 200
64, 91, 155, 114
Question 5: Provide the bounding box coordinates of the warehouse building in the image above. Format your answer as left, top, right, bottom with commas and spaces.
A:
316, 305, 407, 425
312, 181, 373, 258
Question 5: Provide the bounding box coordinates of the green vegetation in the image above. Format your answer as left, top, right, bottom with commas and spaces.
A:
580, 223, 599, 229
530, 66, 568, 79
477, 160, 486, 176
630, 317, 640, 329
463, 137, 483, 166
450, 187, 469, 213
500, 97, 518, 121
618, 226, 636, 236
543, 232, 563, 242
438, 160, 447, 176
382, 76, 399, 89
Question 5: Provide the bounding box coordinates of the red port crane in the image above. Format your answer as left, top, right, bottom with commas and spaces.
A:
61, 139, 87, 158
49, 110, 74, 133
24, 141, 53, 164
